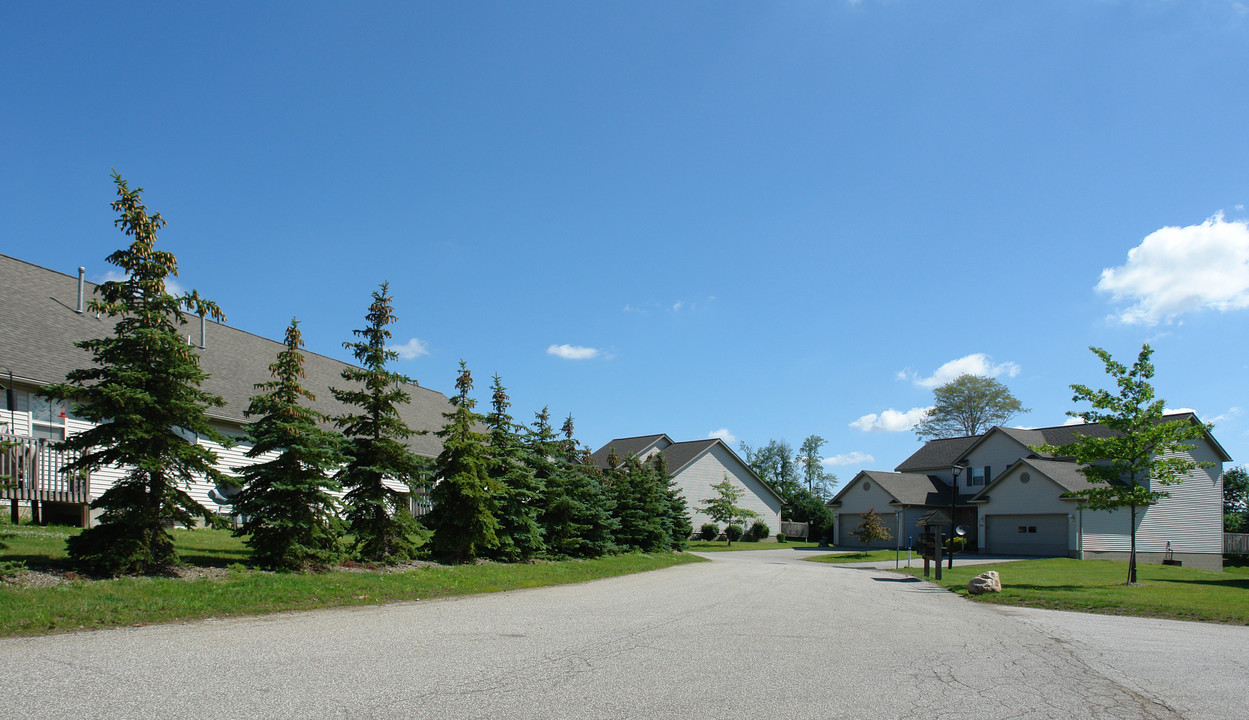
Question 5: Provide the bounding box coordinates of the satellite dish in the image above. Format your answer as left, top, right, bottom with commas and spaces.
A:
207, 484, 241, 506
955, 524, 969, 537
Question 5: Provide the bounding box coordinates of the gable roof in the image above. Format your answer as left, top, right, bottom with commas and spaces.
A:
589, 434, 671, 467
970, 457, 1099, 503
829, 470, 956, 508
0, 253, 452, 457
897, 412, 1231, 472
894, 435, 981, 472
591, 434, 784, 503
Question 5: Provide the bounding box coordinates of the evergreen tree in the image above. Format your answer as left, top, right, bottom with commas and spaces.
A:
653, 453, 692, 550
232, 319, 345, 571
332, 283, 428, 563
537, 414, 617, 557
46, 173, 228, 575
609, 454, 670, 552
483, 375, 545, 562
426, 361, 502, 563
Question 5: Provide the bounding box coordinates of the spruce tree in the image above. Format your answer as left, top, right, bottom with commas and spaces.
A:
47, 172, 228, 575
653, 453, 692, 550
233, 319, 345, 571
332, 284, 428, 563
426, 361, 502, 563
483, 375, 544, 562
538, 415, 617, 557
609, 454, 670, 552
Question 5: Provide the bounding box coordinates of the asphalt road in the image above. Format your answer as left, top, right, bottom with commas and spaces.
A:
2, 548, 1246, 719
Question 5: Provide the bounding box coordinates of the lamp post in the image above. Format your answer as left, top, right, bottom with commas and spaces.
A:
949, 460, 968, 570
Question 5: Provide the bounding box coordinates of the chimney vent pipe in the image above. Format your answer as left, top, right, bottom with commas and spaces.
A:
76, 267, 86, 314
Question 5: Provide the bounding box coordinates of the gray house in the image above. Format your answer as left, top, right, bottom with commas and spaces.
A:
832, 415, 1230, 570
591, 434, 784, 534
0, 253, 454, 525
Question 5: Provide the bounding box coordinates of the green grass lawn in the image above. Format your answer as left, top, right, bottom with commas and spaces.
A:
0, 521, 705, 637
899, 557, 1249, 625
686, 540, 823, 552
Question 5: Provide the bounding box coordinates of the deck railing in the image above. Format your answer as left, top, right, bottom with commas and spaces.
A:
0, 432, 89, 504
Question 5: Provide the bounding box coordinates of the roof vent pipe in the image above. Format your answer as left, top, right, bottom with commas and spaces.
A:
199, 313, 206, 349
76, 267, 86, 314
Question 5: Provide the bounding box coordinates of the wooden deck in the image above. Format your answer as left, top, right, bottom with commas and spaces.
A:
2, 433, 89, 523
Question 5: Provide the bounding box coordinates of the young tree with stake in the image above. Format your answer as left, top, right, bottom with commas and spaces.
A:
1041, 345, 1210, 585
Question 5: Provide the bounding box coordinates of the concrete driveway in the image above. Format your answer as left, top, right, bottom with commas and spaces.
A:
1, 548, 1245, 719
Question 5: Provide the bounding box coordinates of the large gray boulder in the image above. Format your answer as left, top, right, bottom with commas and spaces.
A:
968, 570, 1001, 595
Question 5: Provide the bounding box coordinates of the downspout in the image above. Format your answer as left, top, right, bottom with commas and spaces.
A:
1077, 507, 1084, 560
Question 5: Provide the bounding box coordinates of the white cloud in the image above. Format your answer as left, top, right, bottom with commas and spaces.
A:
707, 428, 737, 444
672, 301, 684, 312
1062, 417, 1087, 426
850, 407, 931, 432
390, 338, 430, 360
547, 344, 606, 360
1208, 407, 1241, 425
822, 451, 875, 467
1163, 406, 1197, 416
1098, 213, 1249, 325
899, 354, 1021, 389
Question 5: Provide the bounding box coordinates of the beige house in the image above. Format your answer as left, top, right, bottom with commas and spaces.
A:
591, 434, 783, 534
832, 415, 1230, 570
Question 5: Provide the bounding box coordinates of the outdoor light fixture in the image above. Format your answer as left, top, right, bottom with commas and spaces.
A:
950, 459, 969, 569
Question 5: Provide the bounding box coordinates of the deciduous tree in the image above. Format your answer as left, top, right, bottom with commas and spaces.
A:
914, 374, 1029, 440
698, 476, 758, 546
233, 319, 345, 571
47, 173, 228, 575
1040, 344, 1211, 585
1224, 466, 1249, 533
850, 507, 892, 552
332, 283, 428, 563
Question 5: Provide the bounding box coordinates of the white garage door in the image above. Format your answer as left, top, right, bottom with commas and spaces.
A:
986, 514, 1068, 557
838, 513, 900, 549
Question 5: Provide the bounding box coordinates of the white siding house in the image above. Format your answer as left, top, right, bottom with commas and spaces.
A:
0, 253, 453, 526
591, 435, 784, 535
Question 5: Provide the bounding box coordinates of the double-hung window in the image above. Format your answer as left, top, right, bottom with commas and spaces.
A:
28, 395, 66, 441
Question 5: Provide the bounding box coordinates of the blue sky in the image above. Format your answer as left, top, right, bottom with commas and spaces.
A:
5, 1, 1249, 482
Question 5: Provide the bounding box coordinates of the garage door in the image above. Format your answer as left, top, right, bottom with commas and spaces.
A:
838, 513, 900, 549
985, 514, 1068, 556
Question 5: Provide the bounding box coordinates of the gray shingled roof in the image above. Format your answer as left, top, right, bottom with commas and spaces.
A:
589, 434, 670, 467
591, 434, 784, 503
0, 253, 451, 457
830, 470, 955, 507
893, 435, 981, 472
895, 412, 1227, 472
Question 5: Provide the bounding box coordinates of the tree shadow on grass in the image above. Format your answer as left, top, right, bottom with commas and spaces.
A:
1152, 576, 1249, 590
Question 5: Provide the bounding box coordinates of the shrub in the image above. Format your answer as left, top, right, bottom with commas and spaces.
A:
747, 520, 770, 542
725, 524, 744, 542
699, 523, 719, 541
775, 532, 787, 543
944, 536, 968, 554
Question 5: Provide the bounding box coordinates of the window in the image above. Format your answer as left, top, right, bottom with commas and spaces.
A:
970, 466, 989, 486
28, 395, 66, 441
